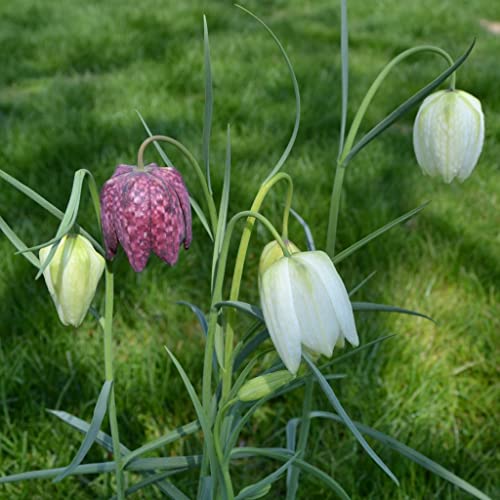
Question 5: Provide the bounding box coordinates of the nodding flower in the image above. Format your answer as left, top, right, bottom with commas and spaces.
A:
100, 163, 192, 272
259, 241, 359, 375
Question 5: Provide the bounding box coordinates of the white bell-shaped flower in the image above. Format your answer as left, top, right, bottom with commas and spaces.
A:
259, 246, 358, 375
39, 234, 105, 327
413, 89, 484, 183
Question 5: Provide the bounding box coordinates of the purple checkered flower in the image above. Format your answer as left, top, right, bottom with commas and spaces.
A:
100, 163, 192, 272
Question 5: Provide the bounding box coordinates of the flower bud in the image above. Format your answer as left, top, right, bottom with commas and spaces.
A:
237, 370, 294, 402
100, 163, 192, 272
413, 89, 484, 183
39, 235, 105, 327
259, 250, 358, 375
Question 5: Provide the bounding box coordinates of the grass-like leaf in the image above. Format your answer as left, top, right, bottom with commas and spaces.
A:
290, 208, 316, 251
235, 454, 296, 499
0, 168, 103, 254
343, 41, 475, 166
338, 0, 349, 156
214, 301, 264, 322
333, 202, 429, 264
348, 271, 377, 297
309, 412, 491, 500
304, 355, 399, 485
47, 409, 130, 456
202, 15, 214, 193
114, 470, 190, 500
190, 195, 214, 241
164, 347, 218, 477
0, 216, 40, 268
235, 5, 300, 180
352, 301, 435, 323
53, 380, 112, 482
122, 420, 201, 469
212, 124, 232, 288
234, 330, 270, 372
230, 447, 350, 500
177, 301, 208, 335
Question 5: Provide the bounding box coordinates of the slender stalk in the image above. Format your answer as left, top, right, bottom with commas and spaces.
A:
286, 376, 313, 499
220, 174, 293, 402
103, 265, 125, 499
326, 45, 456, 256
136, 135, 218, 235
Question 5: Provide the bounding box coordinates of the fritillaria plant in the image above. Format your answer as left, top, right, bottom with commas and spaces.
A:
0, 3, 488, 500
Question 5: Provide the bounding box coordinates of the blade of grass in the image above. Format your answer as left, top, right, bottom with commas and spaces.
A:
303, 355, 399, 485
333, 202, 429, 264
53, 381, 112, 482
202, 15, 214, 193
310, 412, 491, 500
352, 302, 435, 322
235, 5, 301, 180
0, 216, 40, 268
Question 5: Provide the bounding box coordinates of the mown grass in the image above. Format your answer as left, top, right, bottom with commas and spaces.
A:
0, 0, 498, 498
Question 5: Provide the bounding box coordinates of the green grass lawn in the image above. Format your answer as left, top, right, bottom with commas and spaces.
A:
0, 0, 498, 498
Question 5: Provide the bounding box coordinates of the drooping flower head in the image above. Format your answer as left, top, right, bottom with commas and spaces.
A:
413, 89, 485, 183
100, 163, 192, 272
39, 234, 105, 327
259, 241, 359, 375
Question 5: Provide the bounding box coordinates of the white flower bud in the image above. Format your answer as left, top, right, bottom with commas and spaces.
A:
39, 235, 105, 327
413, 89, 484, 183
259, 250, 358, 375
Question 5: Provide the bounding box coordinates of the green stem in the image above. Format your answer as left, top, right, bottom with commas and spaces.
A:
103, 265, 125, 499
136, 135, 218, 236
326, 45, 456, 256
213, 400, 237, 499
286, 377, 313, 499
202, 209, 289, 409
220, 175, 293, 402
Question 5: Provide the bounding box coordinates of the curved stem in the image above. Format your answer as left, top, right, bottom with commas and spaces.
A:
220, 174, 293, 402
202, 208, 289, 409
326, 45, 455, 256
136, 135, 218, 236
103, 265, 125, 499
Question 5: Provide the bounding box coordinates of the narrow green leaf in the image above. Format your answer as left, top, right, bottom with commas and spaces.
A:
290, 208, 316, 251
47, 409, 130, 456
338, 0, 349, 156
352, 302, 435, 323
348, 271, 377, 297
190, 195, 214, 241
0, 169, 103, 254
202, 15, 214, 193
211, 124, 232, 288
0, 462, 116, 483
0, 216, 40, 268
199, 476, 214, 500
310, 412, 491, 500
127, 455, 202, 472
177, 301, 208, 335
214, 301, 264, 322
319, 334, 396, 371
304, 355, 399, 485
333, 202, 429, 264
53, 380, 112, 482
235, 5, 301, 180
136, 110, 175, 167
343, 41, 475, 166
122, 420, 201, 469
230, 447, 350, 500
164, 347, 218, 474
114, 470, 189, 500
235, 455, 296, 499
234, 330, 269, 371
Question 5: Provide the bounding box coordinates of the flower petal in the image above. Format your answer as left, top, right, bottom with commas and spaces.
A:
260, 258, 302, 374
